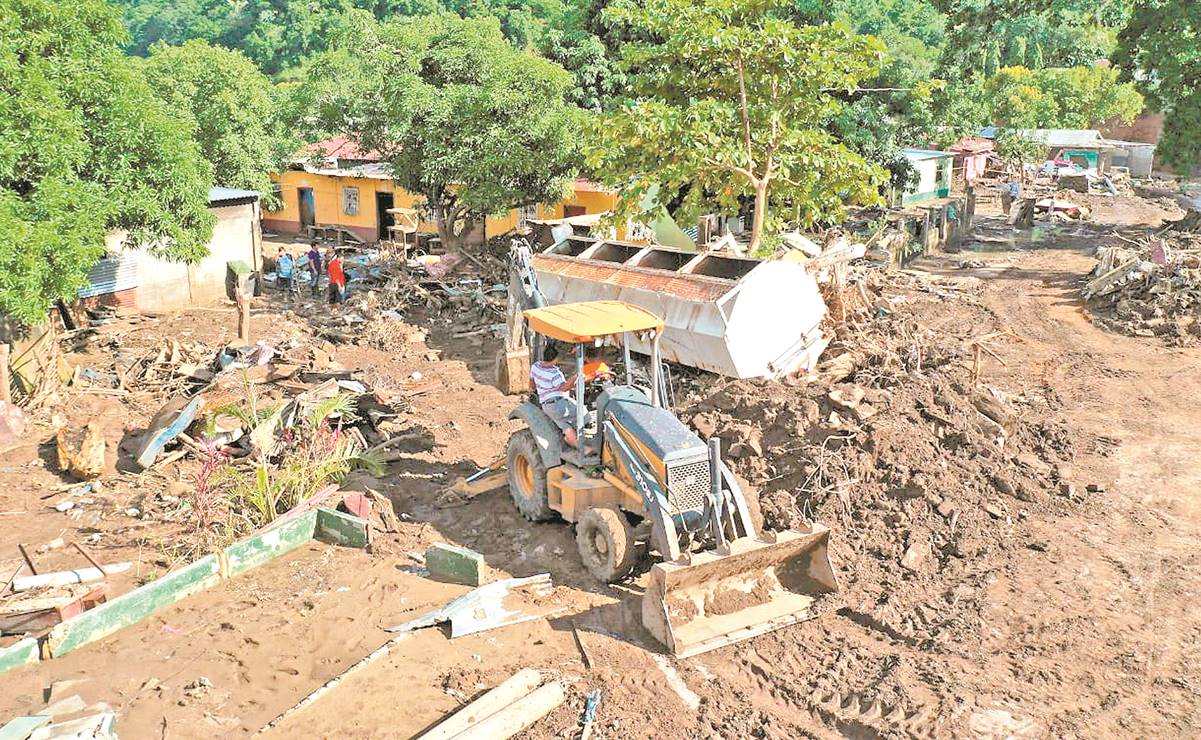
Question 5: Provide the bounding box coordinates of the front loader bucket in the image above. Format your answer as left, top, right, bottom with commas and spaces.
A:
642, 525, 838, 658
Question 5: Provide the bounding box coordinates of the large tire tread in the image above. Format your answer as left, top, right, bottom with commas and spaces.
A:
506, 430, 554, 521
576, 507, 639, 583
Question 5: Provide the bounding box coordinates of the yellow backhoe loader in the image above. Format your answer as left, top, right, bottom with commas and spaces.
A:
505, 299, 838, 657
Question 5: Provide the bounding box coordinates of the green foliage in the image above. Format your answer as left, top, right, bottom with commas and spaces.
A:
586, 0, 887, 251
937, 0, 1131, 75
121, 0, 362, 76
144, 40, 295, 208
1113, 0, 1201, 172
296, 12, 581, 247
982, 65, 1143, 128
216, 392, 384, 530
540, 28, 627, 111
0, 0, 213, 324
120, 0, 570, 75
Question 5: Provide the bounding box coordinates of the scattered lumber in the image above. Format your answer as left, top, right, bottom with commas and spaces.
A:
418, 669, 542, 740
450, 681, 566, 740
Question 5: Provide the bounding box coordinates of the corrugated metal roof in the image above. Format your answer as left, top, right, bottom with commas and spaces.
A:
532, 256, 733, 302
208, 186, 260, 205
981, 126, 1108, 149
297, 162, 394, 180
79, 254, 138, 298
901, 147, 955, 160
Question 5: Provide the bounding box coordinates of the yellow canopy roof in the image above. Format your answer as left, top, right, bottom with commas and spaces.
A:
524, 301, 664, 343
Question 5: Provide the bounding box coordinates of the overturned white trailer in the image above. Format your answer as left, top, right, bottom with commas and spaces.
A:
531, 236, 828, 379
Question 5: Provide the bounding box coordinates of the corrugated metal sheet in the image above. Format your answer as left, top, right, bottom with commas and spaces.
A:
532, 255, 732, 303
78, 255, 138, 298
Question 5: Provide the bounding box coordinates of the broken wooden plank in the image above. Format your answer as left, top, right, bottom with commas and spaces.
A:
451, 681, 565, 740
0, 637, 39, 675
0, 586, 107, 635
419, 669, 543, 740
45, 555, 222, 657
224, 510, 319, 578
314, 507, 369, 549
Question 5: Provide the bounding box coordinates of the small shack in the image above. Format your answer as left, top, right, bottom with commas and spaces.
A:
982, 128, 1114, 175
80, 187, 263, 312
898, 148, 955, 206
1103, 139, 1157, 177
950, 138, 995, 183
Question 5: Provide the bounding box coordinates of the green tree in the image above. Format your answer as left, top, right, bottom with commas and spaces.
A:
297, 12, 581, 248
585, 0, 887, 253
144, 40, 294, 208
1113, 0, 1201, 172
540, 28, 627, 111
0, 0, 213, 324
983, 65, 1143, 128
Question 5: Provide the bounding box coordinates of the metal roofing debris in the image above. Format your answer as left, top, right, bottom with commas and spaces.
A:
297, 162, 394, 180
207, 186, 260, 205
979, 127, 1109, 149
901, 147, 955, 160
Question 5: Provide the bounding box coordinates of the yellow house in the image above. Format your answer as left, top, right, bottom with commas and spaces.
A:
262, 137, 621, 244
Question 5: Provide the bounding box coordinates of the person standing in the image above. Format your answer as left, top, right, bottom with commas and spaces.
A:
276, 248, 294, 304
326, 248, 346, 306
307, 241, 323, 297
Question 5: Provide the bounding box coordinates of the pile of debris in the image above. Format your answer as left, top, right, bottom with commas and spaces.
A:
1083, 235, 1201, 344
679, 293, 1079, 630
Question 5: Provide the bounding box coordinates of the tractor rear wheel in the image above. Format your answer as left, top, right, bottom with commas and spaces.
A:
576, 507, 640, 583
506, 430, 554, 521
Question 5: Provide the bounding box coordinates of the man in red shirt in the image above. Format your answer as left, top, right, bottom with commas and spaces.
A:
325, 248, 346, 305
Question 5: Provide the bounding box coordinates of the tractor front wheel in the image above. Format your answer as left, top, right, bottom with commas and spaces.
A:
576, 507, 640, 583
506, 430, 554, 521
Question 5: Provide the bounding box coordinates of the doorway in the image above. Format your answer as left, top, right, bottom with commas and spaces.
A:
298, 188, 316, 230
376, 192, 395, 241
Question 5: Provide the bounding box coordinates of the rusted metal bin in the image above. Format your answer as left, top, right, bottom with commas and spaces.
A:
531, 236, 828, 379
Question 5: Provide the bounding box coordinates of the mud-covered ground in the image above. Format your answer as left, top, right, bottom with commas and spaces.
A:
2, 194, 1200, 738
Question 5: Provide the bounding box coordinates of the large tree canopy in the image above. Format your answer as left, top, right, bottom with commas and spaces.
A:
0, 0, 213, 324
586, 0, 887, 253
297, 12, 581, 248
144, 40, 294, 207
982, 65, 1143, 128
1113, 0, 1201, 173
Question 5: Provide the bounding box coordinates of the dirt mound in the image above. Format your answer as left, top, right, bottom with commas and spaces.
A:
680, 308, 1079, 617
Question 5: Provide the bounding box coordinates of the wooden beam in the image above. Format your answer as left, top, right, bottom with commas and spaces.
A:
419, 669, 543, 740
450, 681, 566, 740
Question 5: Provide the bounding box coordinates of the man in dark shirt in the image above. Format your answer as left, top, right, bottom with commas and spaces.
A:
307, 241, 323, 297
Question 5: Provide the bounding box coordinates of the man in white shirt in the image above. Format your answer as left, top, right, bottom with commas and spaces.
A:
530, 343, 583, 450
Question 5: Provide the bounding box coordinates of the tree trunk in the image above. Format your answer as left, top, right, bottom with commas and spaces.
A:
432, 201, 465, 251
748, 182, 769, 254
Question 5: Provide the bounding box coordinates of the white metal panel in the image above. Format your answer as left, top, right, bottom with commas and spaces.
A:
533, 257, 827, 379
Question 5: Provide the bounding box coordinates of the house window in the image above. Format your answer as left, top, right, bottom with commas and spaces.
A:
517, 204, 538, 230
342, 187, 360, 216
